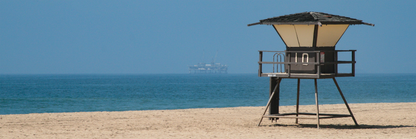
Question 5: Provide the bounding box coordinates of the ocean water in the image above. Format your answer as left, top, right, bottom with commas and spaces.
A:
0, 73, 415, 115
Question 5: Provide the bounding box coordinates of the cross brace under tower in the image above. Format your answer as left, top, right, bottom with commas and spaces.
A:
258, 77, 358, 129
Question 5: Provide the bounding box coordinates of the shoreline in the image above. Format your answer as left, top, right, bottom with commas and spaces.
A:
3, 101, 416, 116
1, 102, 416, 138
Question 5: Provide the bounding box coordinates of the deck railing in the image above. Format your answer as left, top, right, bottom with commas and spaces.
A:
258, 50, 356, 78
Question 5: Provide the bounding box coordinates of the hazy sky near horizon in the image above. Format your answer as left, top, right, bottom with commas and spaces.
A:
1, 0, 415, 74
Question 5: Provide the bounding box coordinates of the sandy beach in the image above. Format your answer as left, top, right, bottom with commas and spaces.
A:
1, 102, 415, 139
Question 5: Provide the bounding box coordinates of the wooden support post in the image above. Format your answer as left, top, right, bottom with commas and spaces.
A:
335, 51, 338, 75
314, 79, 320, 129
333, 78, 359, 126
259, 51, 263, 77
258, 78, 281, 126
351, 51, 356, 76
295, 79, 300, 124
258, 78, 357, 128
269, 77, 280, 120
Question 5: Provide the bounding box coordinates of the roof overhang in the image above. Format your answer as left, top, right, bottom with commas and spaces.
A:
248, 12, 375, 26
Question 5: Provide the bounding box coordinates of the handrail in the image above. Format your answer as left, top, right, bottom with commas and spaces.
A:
258, 50, 356, 78
258, 50, 356, 53
259, 61, 356, 64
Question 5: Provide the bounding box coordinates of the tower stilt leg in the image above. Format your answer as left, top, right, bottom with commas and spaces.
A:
258, 78, 281, 126
314, 79, 320, 129
332, 78, 359, 126
258, 78, 357, 129
269, 77, 280, 121
295, 79, 300, 124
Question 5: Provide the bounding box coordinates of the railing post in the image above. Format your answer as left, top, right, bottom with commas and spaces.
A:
287, 51, 291, 77
259, 51, 263, 77
335, 50, 338, 75
316, 51, 320, 78
351, 50, 356, 76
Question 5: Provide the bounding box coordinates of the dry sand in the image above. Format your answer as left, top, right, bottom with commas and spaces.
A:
1, 102, 416, 139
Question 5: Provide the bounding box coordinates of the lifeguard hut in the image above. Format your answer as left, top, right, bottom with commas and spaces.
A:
248, 12, 374, 128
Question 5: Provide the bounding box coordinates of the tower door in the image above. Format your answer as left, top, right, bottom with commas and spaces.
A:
286, 52, 316, 74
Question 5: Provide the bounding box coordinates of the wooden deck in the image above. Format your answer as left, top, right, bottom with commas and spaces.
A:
258, 50, 356, 79
259, 72, 354, 79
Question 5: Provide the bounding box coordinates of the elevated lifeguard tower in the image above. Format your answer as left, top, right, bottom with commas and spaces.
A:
248, 12, 374, 128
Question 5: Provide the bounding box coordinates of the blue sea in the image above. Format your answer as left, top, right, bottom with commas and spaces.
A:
1, 73, 415, 115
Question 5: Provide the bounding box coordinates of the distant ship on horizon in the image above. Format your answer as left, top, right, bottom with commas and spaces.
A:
189, 50, 228, 74
188, 62, 228, 74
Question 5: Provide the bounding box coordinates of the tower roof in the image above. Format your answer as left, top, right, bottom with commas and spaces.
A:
248, 12, 374, 26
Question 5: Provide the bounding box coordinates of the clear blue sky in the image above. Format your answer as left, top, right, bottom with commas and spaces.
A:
1, 0, 415, 74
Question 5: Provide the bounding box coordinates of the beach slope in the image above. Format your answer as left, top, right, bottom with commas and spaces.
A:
1, 102, 415, 138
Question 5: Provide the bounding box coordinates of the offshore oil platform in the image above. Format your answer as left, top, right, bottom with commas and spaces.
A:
188, 62, 228, 74
188, 51, 228, 74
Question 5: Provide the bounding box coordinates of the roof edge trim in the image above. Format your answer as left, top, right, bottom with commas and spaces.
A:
248, 21, 375, 26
